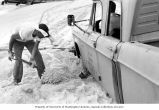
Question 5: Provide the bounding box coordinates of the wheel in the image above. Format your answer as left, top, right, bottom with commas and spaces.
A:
1, 1, 5, 5
79, 62, 91, 79
74, 43, 80, 58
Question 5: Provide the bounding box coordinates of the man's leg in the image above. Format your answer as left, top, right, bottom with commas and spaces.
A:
13, 41, 24, 83
25, 41, 45, 78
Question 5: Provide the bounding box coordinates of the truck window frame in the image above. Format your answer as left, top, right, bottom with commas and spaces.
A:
106, 0, 122, 40
89, 1, 103, 33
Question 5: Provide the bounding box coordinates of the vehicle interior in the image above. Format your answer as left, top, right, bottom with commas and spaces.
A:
107, 1, 120, 39
94, 0, 121, 40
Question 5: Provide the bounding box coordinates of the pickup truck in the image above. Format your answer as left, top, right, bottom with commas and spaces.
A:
1, 0, 45, 5
67, 0, 159, 103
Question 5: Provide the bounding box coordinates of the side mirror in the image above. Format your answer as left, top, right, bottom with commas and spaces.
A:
67, 15, 75, 26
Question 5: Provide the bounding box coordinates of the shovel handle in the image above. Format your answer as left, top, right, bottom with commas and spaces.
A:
12, 57, 38, 68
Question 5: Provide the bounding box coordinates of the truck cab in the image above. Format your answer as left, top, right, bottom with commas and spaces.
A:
68, 0, 159, 103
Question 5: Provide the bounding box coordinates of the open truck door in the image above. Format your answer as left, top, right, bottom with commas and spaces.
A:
95, 0, 123, 103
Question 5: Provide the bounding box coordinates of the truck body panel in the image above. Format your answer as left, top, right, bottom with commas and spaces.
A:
118, 42, 159, 103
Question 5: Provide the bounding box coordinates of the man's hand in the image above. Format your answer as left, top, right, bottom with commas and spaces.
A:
29, 58, 36, 68
8, 50, 14, 61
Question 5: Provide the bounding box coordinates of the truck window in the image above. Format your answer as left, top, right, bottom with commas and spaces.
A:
107, 0, 121, 40
91, 2, 102, 33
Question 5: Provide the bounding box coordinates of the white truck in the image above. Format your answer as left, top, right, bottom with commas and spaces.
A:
67, 0, 159, 103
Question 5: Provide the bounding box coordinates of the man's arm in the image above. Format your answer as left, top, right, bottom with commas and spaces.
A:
30, 30, 44, 60
8, 34, 18, 52
8, 34, 19, 61
30, 40, 40, 60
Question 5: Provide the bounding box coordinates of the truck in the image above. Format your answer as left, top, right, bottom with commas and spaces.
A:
67, 0, 159, 103
1, 0, 45, 5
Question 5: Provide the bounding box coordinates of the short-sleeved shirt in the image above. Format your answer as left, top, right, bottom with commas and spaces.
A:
13, 22, 48, 42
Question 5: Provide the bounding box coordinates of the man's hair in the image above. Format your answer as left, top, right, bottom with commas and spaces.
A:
39, 23, 49, 33
39, 23, 50, 37
110, 1, 116, 13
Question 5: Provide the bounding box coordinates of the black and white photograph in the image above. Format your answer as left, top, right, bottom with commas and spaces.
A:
0, 0, 159, 109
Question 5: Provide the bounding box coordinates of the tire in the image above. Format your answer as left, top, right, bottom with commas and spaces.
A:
79, 59, 91, 79
74, 43, 80, 58
74, 43, 91, 79
1, 1, 5, 5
